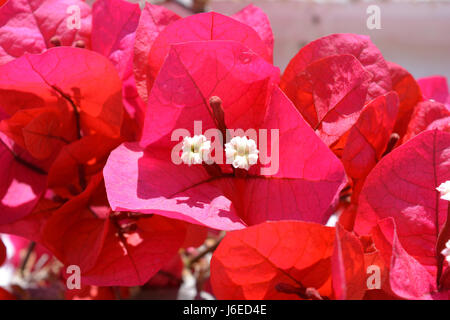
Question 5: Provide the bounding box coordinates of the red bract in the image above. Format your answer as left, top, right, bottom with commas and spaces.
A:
2, 234, 52, 271
354, 129, 450, 299
133, 3, 180, 102
182, 223, 208, 249
0, 198, 57, 242
46, 134, 119, 191
0, 132, 46, 224
418, 76, 450, 108
0, 41, 197, 287
0, 47, 123, 224
75, 215, 187, 287
280, 54, 372, 146
91, 0, 145, 137
41, 175, 109, 272
281, 34, 392, 103
280, 34, 393, 153
33, 174, 187, 286
0, 237, 6, 266
0, 47, 123, 142
340, 92, 399, 200
0, 0, 91, 65
104, 40, 346, 230
211, 221, 368, 300
387, 62, 423, 138
133, 4, 273, 102
145, 254, 183, 288
92, 0, 139, 80
403, 100, 450, 142
331, 224, 366, 300
210, 221, 335, 299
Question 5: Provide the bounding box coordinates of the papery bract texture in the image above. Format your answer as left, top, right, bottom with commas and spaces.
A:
331, 224, 366, 300
41, 174, 187, 286
42, 175, 109, 272
281, 33, 392, 104
139, 11, 272, 101
133, 3, 180, 102
0, 198, 57, 242
0, 237, 6, 266
92, 0, 145, 134
341, 92, 399, 199
0, 47, 124, 143
371, 218, 449, 299
403, 101, 450, 142
79, 215, 187, 287
231, 4, 273, 60
65, 285, 126, 300
279, 54, 372, 146
92, 0, 140, 79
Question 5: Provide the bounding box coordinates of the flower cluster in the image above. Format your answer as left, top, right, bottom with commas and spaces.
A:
0, 0, 449, 300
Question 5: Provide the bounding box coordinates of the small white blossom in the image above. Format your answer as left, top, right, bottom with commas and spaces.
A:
442, 240, 450, 264
225, 136, 259, 170
180, 135, 211, 165
436, 181, 450, 201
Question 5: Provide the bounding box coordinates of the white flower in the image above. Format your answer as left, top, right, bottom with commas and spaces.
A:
225, 136, 259, 170
442, 240, 450, 264
436, 181, 450, 201
180, 135, 211, 165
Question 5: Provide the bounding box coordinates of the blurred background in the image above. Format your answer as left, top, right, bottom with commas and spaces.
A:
123, 0, 450, 81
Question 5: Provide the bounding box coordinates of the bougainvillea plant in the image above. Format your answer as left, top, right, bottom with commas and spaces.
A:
0, 0, 448, 300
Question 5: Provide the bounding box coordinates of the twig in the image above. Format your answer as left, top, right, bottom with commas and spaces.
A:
20, 241, 36, 277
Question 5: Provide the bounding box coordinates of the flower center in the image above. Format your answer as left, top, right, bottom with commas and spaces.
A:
181, 135, 211, 165
225, 136, 259, 170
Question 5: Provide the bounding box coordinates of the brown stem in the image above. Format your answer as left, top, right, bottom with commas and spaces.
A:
50, 85, 86, 190
49, 36, 61, 47
77, 164, 87, 191
0, 139, 47, 175
208, 96, 228, 143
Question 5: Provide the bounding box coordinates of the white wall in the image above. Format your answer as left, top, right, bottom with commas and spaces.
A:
209, 0, 450, 81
